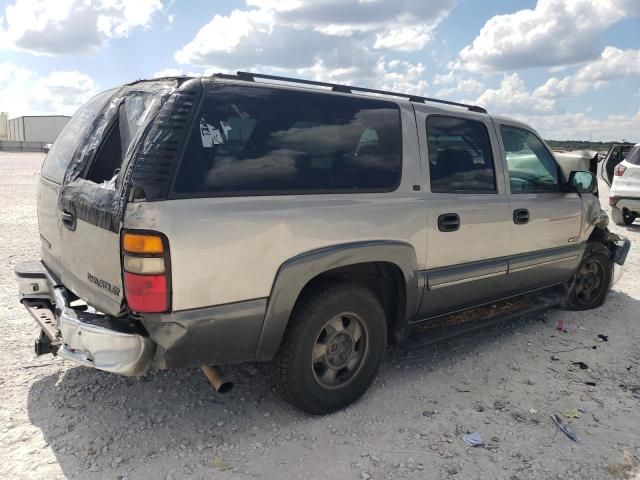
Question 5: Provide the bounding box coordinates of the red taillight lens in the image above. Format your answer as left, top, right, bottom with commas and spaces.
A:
609, 196, 618, 206
123, 272, 167, 313
614, 164, 626, 176
122, 231, 170, 313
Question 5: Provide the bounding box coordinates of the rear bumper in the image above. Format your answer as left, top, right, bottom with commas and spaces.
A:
15, 260, 268, 374
610, 195, 640, 213
16, 261, 154, 376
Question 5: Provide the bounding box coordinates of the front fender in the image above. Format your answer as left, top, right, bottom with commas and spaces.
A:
255, 240, 419, 360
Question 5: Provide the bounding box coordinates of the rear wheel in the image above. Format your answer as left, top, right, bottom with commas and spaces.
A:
566, 243, 613, 310
272, 281, 387, 414
611, 206, 637, 226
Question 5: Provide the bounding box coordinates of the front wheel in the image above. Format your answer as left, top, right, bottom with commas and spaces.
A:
611, 206, 637, 226
272, 281, 387, 414
566, 243, 613, 310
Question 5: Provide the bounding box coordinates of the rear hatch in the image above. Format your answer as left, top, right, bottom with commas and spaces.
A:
38, 80, 179, 316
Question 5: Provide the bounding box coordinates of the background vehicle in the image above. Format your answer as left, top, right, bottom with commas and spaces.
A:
605, 143, 640, 225
15, 72, 630, 414
600, 142, 636, 185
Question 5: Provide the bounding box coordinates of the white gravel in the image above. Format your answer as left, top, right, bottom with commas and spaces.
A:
1, 152, 639, 480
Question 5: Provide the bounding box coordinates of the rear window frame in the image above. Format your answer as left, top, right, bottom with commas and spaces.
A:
167, 84, 404, 199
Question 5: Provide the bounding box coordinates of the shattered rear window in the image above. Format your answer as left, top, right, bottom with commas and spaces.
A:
41, 89, 116, 184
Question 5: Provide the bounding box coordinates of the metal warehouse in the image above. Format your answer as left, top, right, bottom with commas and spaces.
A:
7, 115, 70, 143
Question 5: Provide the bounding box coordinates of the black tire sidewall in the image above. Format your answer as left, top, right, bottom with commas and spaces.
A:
276, 284, 387, 414
568, 247, 613, 310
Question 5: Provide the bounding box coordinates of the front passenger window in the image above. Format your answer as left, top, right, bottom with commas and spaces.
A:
500, 125, 559, 192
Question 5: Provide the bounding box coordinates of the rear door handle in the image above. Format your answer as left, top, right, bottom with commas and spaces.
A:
438, 213, 460, 232
61, 209, 76, 230
513, 208, 529, 225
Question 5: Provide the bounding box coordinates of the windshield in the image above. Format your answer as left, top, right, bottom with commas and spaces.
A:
41, 89, 116, 184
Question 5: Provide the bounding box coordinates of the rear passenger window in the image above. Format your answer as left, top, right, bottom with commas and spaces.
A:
173, 86, 402, 195
426, 115, 496, 193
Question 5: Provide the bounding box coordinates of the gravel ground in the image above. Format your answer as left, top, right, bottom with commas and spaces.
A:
1, 152, 639, 480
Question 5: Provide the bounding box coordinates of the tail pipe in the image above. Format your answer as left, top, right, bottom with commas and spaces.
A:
201, 365, 234, 393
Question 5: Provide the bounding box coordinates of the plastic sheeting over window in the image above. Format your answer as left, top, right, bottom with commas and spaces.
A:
60, 79, 180, 232
41, 89, 116, 184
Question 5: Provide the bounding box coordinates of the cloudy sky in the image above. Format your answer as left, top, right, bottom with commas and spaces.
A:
1, 0, 638, 141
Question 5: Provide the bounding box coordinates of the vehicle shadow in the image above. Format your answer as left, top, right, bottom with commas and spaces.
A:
26, 289, 640, 479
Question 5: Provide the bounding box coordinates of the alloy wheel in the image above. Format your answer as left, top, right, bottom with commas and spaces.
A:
311, 312, 369, 389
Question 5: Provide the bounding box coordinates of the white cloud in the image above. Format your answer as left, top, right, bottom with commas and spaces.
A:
534, 47, 640, 98
373, 25, 433, 52
0, 0, 165, 55
473, 72, 639, 141
175, 0, 454, 87
0, 63, 99, 116
454, 0, 640, 72
516, 110, 640, 143
476, 73, 557, 115
432, 71, 457, 85
436, 77, 484, 97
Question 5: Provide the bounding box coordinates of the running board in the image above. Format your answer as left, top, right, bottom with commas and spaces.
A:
400, 289, 565, 350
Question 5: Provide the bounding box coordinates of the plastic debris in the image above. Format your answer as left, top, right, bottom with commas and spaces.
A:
556, 319, 564, 331
572, 361, 589, 370
598, 334, 609, 342
462, 432, 484, 447
562, 409, 582, 418
551, 414, 581, 443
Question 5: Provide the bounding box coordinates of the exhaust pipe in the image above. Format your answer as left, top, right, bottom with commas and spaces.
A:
201, 365, 233, 393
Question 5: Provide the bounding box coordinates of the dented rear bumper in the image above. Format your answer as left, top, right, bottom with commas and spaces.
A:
16, 261, 154, 376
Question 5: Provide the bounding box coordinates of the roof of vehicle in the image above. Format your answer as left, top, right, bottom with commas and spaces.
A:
127, 73, 544, 135
206, 71, 489, 115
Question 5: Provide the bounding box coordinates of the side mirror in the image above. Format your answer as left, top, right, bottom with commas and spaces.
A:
568, 170, 597, 194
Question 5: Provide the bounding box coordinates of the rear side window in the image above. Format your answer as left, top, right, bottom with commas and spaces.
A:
426, 115, 496, 193
41, 89, 115, 184
173, 86, 402, 195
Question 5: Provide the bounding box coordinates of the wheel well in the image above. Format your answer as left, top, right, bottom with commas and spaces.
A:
294, 262, 406, 344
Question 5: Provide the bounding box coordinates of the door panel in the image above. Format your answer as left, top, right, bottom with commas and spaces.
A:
425, 194, 511, 268
509, 192, 582, 254
414, 107, 512, 317
496, 120, 584, 287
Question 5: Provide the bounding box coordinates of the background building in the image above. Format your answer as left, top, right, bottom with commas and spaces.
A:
7, 115, 70, 143
0, 113, 7, 139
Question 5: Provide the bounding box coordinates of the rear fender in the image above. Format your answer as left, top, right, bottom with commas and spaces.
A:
255, 240, 420, 360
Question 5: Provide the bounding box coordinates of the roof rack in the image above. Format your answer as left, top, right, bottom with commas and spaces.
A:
215, 71, 487, 114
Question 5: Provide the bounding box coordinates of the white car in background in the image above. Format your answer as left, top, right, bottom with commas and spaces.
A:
604, 143, 640, 226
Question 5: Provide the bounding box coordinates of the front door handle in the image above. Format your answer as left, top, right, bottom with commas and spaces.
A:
438, 213, 460, 232
513, 208, 529, 225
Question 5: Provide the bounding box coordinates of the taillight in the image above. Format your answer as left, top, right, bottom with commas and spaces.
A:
122, 232, 170, 313
609, 196, 618, 206
614, 163, 626, 176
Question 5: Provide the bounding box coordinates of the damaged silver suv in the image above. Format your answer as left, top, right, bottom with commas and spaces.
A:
16, 72, 630, 414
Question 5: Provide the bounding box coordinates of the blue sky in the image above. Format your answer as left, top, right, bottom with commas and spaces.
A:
1, 0, 638, 141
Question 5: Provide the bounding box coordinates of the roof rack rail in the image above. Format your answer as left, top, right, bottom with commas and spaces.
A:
220, 71, 487, 114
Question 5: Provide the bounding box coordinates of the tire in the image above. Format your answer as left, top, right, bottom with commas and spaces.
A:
272, 281, 387, 415
611, 206, 637, 226
566, 242, 613, 310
